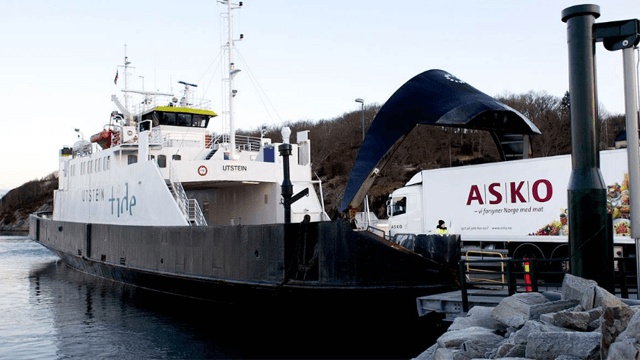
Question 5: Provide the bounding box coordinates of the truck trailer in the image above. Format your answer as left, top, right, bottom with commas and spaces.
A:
385, 148, 635, 264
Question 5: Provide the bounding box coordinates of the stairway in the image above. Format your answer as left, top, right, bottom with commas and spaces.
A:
166, 167, 207, 226
205, 149, 217, 160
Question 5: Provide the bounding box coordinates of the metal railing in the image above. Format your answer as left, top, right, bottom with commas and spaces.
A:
465, 250, 506, 284
459, 257, 565, 312
163, 132, 206, 149
130, 98, 212, 115
188, 199, 207, 227
168, 165, 207, 226
208, 133, 262, 152
458, 255, 639, 312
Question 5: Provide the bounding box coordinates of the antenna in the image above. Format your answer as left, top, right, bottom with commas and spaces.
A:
178, 81, 198, 88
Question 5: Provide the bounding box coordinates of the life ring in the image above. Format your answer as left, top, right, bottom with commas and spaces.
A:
197, 165, 208, 176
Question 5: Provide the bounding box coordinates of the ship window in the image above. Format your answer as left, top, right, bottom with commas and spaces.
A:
176, 113, 191, 126
162, 113, 177, 126
96, 158, 101, 172
158, 155, 167, 168
81, 162, 85, 175
128, 155, 137, 165
88, 160, 93, 174
391, 197, 407, 216
105, 156, 110, 170
172, 154, 181, 161
192, 115, 209, 128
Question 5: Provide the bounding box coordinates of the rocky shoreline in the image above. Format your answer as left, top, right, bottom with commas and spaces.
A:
416, 274, 640, 360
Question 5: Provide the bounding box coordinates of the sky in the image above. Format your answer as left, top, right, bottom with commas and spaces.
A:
0, 0, 638, 190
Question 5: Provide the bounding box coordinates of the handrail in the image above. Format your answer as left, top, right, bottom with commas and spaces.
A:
168, 165, 207, 226
208, 133, 262, 152
188, 199, 207, 226
465, 250, 506, 284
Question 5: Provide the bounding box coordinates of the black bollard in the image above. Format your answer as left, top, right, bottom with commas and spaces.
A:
561, 4, 613, 292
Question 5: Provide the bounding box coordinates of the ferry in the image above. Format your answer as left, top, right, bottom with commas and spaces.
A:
29, 1, 460, 322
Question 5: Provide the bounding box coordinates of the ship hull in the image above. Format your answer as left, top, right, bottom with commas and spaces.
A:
29, 214, 458, 320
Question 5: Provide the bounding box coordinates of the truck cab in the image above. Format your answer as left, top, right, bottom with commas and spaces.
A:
387, 182, 424, 238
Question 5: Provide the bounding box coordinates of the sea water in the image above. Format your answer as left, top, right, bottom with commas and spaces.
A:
0, 235, 438, 359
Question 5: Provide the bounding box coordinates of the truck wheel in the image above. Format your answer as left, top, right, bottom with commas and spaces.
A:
550, 244, 570, 273
512, 243, 545, 262
512, 243, 545, 272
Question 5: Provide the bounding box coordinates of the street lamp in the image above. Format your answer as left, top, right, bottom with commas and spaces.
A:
355, 98, 364, 141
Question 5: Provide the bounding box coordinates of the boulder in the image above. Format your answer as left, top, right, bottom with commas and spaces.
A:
562, 274, 598, 301
491, 342, 514, 358
528, 299, 580, 320
581, 286, 626, 311
491, 292, 549, 328
540, 310, 592, 331
436, 326, 503, 349
413, 343, 437, 360
512, 320, 571, 345
525, 332, 600, 360
617, 310, 640, 342
448, 306, 504, 332
601, 305, 637, 359
433, 347, 456, 360
503, 344, 526, 358
606, 338, 640, 360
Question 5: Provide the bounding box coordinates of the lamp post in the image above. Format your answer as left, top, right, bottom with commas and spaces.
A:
355, 98, 364, 141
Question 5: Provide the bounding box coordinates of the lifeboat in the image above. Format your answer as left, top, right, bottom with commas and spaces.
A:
90, 130, 112, 149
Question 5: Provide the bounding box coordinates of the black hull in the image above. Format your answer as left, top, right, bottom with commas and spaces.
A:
29, 215, 459, 321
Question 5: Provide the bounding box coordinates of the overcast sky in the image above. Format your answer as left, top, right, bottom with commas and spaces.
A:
0, 0, 638, 190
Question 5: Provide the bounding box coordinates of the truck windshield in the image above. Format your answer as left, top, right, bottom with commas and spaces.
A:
391, 197, 407, 216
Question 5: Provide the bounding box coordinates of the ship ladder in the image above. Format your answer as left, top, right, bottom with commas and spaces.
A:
167, 166, 207, 226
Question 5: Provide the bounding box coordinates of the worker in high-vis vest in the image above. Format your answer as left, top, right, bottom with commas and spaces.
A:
435, 220, 448, 234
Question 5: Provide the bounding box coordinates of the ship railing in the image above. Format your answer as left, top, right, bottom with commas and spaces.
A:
162, 133, 206, 148
131, 97, 212, 115
188, 199, 207, 227
168, 165, 207, 226
208, 133, 262, 152
149, 128, 163, 145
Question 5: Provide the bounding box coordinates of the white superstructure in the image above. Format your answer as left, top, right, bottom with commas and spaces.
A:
53, 2, 328, 227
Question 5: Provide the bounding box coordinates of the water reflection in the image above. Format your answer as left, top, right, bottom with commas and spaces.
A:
2, 237, 437, 359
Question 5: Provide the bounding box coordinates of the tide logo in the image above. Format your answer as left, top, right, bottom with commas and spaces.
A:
466, 180, 553, 206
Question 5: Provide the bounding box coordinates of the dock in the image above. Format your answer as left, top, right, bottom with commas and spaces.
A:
417, 288, 507, 321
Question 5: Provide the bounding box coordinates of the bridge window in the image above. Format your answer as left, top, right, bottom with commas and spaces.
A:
128, 155, 137, 165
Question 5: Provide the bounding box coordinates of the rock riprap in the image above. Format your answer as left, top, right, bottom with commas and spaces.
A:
414, 274, 640, 360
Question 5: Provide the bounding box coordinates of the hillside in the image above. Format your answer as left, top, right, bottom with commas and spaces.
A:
0, 173, 57, 232
1, 90, 626, 230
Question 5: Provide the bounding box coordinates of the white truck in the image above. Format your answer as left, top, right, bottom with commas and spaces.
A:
385, 148, 635, 263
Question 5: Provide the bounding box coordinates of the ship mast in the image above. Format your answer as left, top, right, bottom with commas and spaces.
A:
117, 44, 134, 125
222, 0, 243, 160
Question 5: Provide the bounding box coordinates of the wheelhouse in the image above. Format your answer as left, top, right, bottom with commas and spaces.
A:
141, 106, 217, 128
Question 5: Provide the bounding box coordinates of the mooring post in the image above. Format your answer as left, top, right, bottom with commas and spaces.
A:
561, 4, 613, 291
